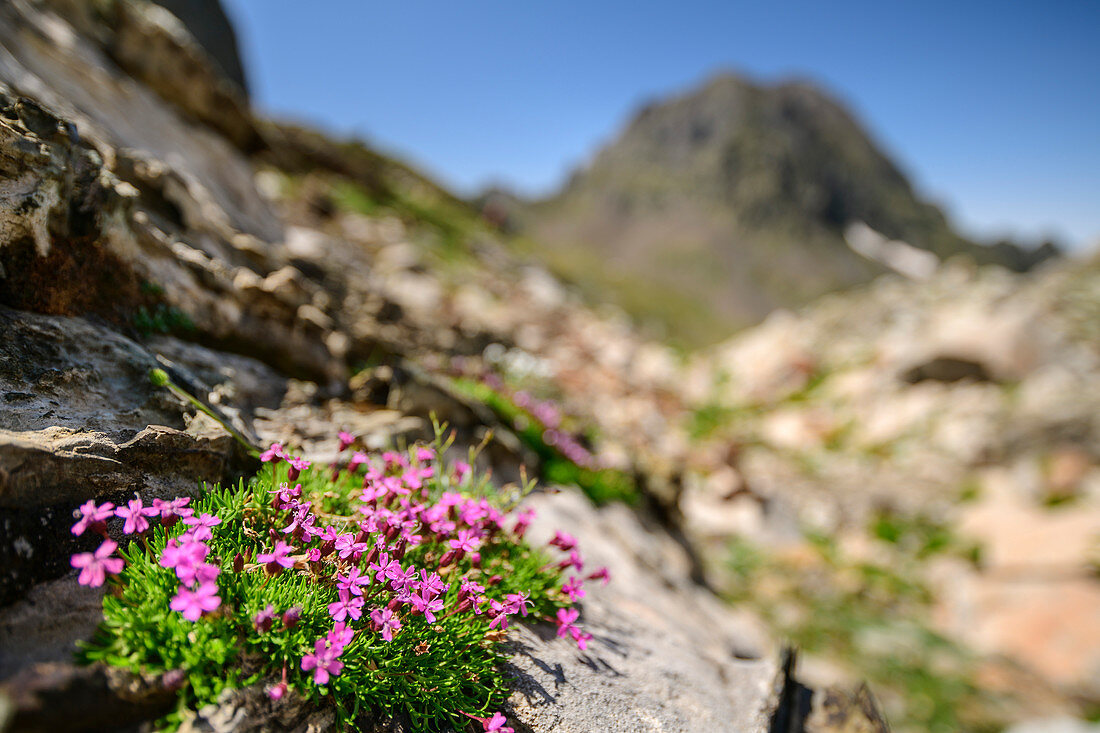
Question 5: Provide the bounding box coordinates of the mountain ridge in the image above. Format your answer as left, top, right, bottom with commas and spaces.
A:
499, 72, 1056, 344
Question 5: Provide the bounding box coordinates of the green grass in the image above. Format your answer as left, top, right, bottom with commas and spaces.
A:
326, 176, 480, 263
132, 304, 195, 338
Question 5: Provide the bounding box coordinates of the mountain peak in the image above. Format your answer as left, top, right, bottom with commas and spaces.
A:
523, 72, 1053, 344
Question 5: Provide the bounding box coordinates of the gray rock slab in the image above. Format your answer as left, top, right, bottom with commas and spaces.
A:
507, 490, 781, 732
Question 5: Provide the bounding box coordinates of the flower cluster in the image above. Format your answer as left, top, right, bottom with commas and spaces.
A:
70, 495, 230, 623
258, 440, 606, 683
69, 496, 192, 587
161, 511, 223, 620
74, 433, 607, 732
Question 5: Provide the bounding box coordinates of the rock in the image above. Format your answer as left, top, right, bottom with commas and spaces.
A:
1004, 718, 1100, 733
0, 661, 176, 732
176, 686, 336, 733
0, 307, 257, 605
0, 577, 104, 679
928, 470, 1100, 694
106, 0, 258, 150
146, 334, 289, 423
508, 490, 781, 731
804, 683, 890, 733
146, 0, 251, 95
900, 356, 994, 384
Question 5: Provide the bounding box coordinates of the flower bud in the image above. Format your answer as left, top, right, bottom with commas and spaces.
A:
282, 607, 301, 630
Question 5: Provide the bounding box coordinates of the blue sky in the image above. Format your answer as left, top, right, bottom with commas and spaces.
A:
222, 1, 1100, 249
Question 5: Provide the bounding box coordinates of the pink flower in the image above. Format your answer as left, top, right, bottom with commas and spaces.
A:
410, 588, 445, 622
370, 607, 402, 641
151, 497, 193, 527
260, 443, 285, 463
334, 533, 368, 560
116, 499, 157, 535
453, 460, 471, 482
382, 451, 407, 469
562, 576, 585, 602
257, 541, 295, 574
586, 567, 611, 585
178, 561, 220, 587
327, 622, 354, 648
286, 456, 311, 481
487, 599, 510, 630
281, 505, 315, 540
549, 530, 577, 551
170, 582, 221, 621
268, 482, 301, 509
327, 588, 364, 622
415, 446, 434, 462
337, 566, 371, 596
448, 529, 481, 554
439, 491, 464, 508
460, 711, 514, 733
338, 431, 356, 451
387, 563, 418, 593
419, 570, 448, 596
160, 536, 209, 573
300, 637, 344, 685
554, 607, 592, 650
571, 627, 593, 651
504, 591, 531, 617
71, 500, 115, 536
558, 550, 584, 572
368, 552, 397, 584
458, 578, 485, 602
348, 451, 370, 472
181, 512, 222, 542
267, 681, 287, 700
484, 712, 515, 733
401, 469, 424, 491
555, 607, 580, 638
71, 539, 124, 587
512, 508, 535, 538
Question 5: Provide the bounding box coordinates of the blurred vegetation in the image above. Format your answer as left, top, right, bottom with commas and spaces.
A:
448, 377, 637, 506
259, 121, 490, 264
723, 521, 1007, 733
132, 303, 195, 338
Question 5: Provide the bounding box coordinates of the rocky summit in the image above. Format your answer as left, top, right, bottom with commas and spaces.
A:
0, 2, 1096, 733
513, 73, 1056, 344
